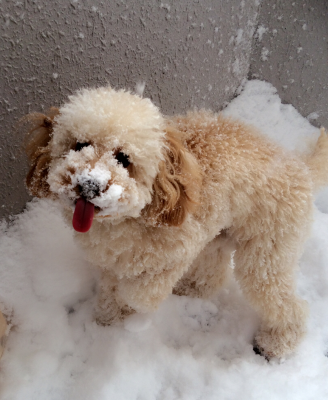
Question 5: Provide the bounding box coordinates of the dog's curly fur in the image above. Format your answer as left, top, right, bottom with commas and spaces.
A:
24, 86, 328, 358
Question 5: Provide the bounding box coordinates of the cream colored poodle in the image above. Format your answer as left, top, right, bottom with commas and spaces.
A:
24, 86, 328, 358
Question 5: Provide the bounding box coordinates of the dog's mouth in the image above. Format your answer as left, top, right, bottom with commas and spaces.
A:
72, 197, 95, 233
72, 198, 113, 232
71, 177, 123, 232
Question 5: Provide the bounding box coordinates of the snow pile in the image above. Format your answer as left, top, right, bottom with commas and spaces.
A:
0, 80, 328, 400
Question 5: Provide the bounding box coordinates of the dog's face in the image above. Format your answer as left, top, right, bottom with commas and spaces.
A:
25, 87, 202, 231
48, 87, 166, 230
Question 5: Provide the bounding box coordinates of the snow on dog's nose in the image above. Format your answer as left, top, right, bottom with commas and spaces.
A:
77, 179, 101, 201
76, 165, 112, 198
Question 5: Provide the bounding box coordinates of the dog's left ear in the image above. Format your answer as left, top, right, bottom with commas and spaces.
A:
142, 126, 202, 226
23, 107, 59, 198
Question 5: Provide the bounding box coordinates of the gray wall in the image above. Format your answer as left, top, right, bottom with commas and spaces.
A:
250, 0, 328, 129
0, 0, 260, 220
3, 0, 328, 220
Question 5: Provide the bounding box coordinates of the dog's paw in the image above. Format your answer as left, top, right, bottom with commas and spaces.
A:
252, 341, 272, 361
94, 304, 135, 326
254, 322, 306, 359
95, 313, 119, 326
94, 305, 121, 326
124, 313, 152, 332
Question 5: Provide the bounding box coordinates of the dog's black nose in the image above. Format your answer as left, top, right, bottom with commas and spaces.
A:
77, 180, 100, 200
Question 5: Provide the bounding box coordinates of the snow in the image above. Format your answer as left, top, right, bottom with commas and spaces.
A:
255, 25, 268, 42
1, 80, 328, 399
91, 183, 123, 213
124, 313, 152, 333
77, 165, 112, 195
135, 81, 146, 97
223, 80, 321, 154
260, 47, 269, 61
235, 29, 244, 46
307, 111, 319, 122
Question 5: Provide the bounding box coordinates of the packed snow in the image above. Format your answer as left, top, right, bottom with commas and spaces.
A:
0, 80, 328, 400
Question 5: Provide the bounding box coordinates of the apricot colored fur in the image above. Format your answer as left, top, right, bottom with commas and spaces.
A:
24, 108, 59, 197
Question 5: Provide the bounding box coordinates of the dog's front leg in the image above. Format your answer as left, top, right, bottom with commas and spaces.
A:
116, 265, 186, 314
95, 270, 135, 325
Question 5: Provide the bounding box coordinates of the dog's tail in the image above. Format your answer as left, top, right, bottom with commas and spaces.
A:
304, 128, 328, 192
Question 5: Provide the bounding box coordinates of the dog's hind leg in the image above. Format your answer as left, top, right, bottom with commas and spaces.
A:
173, 232, 234, 299
229, 152, 316, 358
233, 230, 309, 358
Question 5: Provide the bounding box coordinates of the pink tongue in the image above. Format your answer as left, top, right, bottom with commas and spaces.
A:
72, 198, 95, 233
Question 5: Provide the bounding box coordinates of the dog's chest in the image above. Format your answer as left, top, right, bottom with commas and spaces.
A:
74, 216, 214, 278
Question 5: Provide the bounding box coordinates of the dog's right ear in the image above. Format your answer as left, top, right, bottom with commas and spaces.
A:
142, 125, 202, 226
23, 107, 59, 198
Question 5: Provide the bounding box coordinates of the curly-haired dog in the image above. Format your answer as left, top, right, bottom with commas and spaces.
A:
24, 86, 328, 358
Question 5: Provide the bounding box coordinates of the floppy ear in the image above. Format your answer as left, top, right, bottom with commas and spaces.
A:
23, 107, 59, 198
142, 125, 202, 226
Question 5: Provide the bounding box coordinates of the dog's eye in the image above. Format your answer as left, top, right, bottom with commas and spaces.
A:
115, 152, 130, 168
75, 142, 90, 151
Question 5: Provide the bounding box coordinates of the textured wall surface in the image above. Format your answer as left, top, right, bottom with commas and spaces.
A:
250, 0, 328, 129
0, 0, 260, 219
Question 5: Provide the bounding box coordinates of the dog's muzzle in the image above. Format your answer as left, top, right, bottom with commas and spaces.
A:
77, 179, 101, 201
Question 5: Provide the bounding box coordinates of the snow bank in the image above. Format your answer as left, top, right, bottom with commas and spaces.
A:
0, 80, 328, 400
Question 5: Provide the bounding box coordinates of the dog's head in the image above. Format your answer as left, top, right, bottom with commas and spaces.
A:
25, 87, 202, 232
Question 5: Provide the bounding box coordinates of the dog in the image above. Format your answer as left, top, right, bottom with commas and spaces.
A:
24, 86, 328, 358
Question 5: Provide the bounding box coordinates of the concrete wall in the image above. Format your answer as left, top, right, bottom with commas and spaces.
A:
0, 0, 260, 220
250, 0, 328, 129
